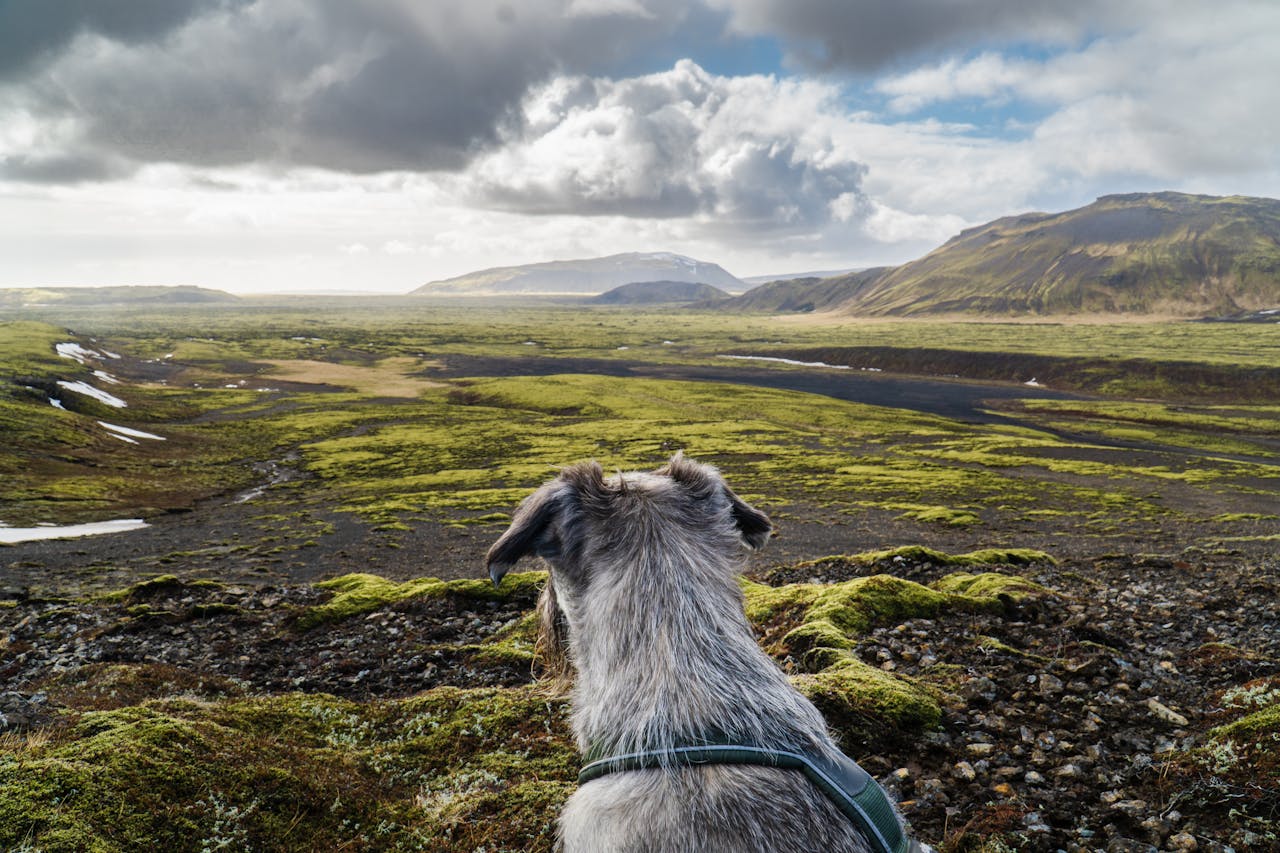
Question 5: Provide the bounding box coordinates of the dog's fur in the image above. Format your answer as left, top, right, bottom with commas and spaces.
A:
487, 454, 901, 853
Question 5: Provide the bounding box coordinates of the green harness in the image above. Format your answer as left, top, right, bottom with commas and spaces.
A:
579, 741, 913, 853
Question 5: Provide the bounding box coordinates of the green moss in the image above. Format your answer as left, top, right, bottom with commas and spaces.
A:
932, 572, 1049, 600
1210, 703, 1280, 740
795, 657, 941, 733
892, 504, 982, 526
96, 575, 224, 604
795, 545, 1055, 569
0, 687, 578, 853
298, 570, 547, 628
741, 568, 1049, 734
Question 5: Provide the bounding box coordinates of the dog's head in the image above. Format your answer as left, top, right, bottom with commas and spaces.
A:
485, 452, 771, 685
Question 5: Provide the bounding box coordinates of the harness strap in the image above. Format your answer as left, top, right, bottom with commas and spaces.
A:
578, 744, 910, 853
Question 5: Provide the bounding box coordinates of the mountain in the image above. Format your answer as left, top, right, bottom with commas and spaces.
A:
740, 267, 863, 286
720, 193, 1280, 317
411, 252, 745, 296
589, 280, 730, 305
0, 286, 240, 307
719, 269, 889, 313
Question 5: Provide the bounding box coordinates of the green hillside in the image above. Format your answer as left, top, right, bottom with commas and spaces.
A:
723, 193, 1280, 317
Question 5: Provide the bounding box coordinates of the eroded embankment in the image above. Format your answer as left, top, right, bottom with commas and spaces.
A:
765, 345, 1280, 403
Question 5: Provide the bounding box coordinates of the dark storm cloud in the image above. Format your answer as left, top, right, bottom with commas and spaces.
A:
0, 152, 128, 184
0, 0, 706, 177
715, 0, 1139, 71
0, 0, 248, 78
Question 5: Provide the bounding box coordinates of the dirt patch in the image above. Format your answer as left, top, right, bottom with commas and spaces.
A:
257, 357, 443, 397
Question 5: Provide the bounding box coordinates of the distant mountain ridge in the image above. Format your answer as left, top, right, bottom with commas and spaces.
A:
411, 252, 745, 296
719, 192, 1280, 317
0, 286, 239, 307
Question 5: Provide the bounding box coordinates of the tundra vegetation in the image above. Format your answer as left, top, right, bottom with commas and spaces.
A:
1, 300, 1278, 851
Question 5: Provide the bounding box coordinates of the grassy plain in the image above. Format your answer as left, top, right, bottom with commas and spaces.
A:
2, 299, 1279, 851
2, 301, 1278, 555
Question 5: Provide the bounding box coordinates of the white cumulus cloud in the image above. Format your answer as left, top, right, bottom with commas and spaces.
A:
468, 60, 868, 236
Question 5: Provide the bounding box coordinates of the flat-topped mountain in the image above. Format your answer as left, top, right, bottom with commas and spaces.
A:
411, 252, 745, 296
720, 193, 1280, 317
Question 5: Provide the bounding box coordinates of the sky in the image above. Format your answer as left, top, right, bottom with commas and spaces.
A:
2, 0, 1279, 294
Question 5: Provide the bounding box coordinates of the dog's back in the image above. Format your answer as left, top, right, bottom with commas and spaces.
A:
561, 764, 874, 853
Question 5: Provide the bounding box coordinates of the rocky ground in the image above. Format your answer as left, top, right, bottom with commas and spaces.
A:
3, 548, 1277, 851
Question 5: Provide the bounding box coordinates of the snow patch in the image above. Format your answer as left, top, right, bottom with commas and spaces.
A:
0, 519, 149, 544
56, 380, 127, 408
49, 398, 65, 410
93, 370, 121, 384
98, 422, 165, 441
718, 354, 884, 373
720, 354, 850, 370
56, 342, 102, 365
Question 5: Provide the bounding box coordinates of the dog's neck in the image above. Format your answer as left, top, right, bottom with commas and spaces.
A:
567, 542, 831, 758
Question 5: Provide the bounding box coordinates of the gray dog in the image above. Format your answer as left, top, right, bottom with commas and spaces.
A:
487, 453, 923, 853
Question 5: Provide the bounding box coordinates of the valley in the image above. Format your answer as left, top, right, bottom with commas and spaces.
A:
1, 301, 1278, 852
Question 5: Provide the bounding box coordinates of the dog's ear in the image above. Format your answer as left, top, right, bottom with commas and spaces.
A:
534, 577, 574, 692
486, 461, 607, 586
726, 486, 772, 550
660, 452, 772, 549
486, 481, 564, 586
657, 450, 716, 497
558, 459, 610, 511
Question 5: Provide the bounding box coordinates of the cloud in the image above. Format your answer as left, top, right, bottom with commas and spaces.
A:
468, 60, 868, 235
0, 0, 248, 79
869, 4, 1280, 185
875, 53, 1032, 113
710, 0, 1145, 71
0, 0, 706, 179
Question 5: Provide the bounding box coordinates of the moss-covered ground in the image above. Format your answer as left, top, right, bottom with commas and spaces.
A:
2, 309, 1277, 550
0, 553, 1051, 853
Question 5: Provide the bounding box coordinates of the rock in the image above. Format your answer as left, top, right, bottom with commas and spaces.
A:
952, 760, 977, 782
962, 676, 999, 703
966, 742, 995, 758
1039, 672, 1065, 696
1139, 815, 1171, 844
1106, 838, 1157, 853
1111, 799, 1149, 818
0, 691, 56, 733
1167, 833, 1198, 852
1146, 697, 1189, 727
